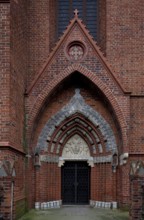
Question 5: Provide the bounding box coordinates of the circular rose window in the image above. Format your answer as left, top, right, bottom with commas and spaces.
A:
67, 42, 85, 61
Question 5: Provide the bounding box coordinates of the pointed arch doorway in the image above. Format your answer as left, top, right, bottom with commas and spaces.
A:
62, 161, 90, 205
61, 134, 91, 205
35, 88, 120, 206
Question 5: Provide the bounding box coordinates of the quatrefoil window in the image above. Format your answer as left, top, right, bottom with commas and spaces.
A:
67, 42, 85, 61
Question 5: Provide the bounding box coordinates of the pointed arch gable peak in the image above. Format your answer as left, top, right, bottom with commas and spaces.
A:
28, 65, 129, 152
26, 14, 128, 95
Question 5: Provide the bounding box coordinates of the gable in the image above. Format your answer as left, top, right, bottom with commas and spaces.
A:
26, 12, 130, 154
27, 12, 127, 96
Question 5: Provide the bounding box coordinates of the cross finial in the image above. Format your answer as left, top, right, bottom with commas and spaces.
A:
74, 9, 79, 17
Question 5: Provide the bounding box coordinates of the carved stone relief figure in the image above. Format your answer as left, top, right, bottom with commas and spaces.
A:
62, 134, 90, 159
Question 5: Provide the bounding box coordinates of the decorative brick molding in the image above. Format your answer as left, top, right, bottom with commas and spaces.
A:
27, 11, 126, 94
35, 89, 117, 154
27, 64, 129, 153
26, 12, 130, 155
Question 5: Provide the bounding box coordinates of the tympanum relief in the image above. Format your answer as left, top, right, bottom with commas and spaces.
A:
62, 134, 90, 159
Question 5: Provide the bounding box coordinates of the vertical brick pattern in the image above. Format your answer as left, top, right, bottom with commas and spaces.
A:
91, 163, 116, 202
35, 163, 61, 202
49, 0, 57, 50
130, 176, 144, 220
10, 0, 27, 150
27, 0, 50, 84
0, 178, 12, 220
0, 150, 25, 220
130, 98, 144, 154
0, 3, 10, 142
0, 1, 27, 219
107, 1, 144, 94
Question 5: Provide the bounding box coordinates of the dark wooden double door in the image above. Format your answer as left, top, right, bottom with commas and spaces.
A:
62, 161, 90, 205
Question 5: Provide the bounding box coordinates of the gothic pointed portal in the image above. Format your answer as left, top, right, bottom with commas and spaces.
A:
35, 89, 117, 162
27, 8, 129, 156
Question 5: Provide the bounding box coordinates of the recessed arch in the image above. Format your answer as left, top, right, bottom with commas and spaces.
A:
28, 64, 128, 152
35, 89, 117, 156
47, 113, 105, 155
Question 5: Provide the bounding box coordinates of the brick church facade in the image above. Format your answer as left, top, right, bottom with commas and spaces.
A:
0, 0, 143, 219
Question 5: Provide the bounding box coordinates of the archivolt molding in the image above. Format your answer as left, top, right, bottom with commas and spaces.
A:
35, 89, 117, 155
28, 64, 128, 152
49, 114, 104, 155
40, 134, 112, 167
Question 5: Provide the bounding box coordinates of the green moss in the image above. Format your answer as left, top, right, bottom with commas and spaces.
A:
119, 205, 130, 212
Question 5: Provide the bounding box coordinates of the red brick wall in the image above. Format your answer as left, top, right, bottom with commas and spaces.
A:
35, 163, 61, 202
27, 0, 107, 85
0, 150, 25, 219
10, 2, 34, 215
0, 2, 10, 143
130, 176, 144, 220
105, 1, 144, 207
0, 0, 144, 218
107, 0, 143, 94
26, 22, 130, 154
49, 0, 57, 50
91, 163, 116, 202
10, 0, 27, 150
130, 98, 144, 154
34, 162, 117, 204
27, 0, 50, 84
0, 177, 12, 220
24, 3, 131, 209
0, 2, 27, 218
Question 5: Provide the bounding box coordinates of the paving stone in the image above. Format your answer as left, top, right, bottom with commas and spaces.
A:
19, 206, 129, 220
